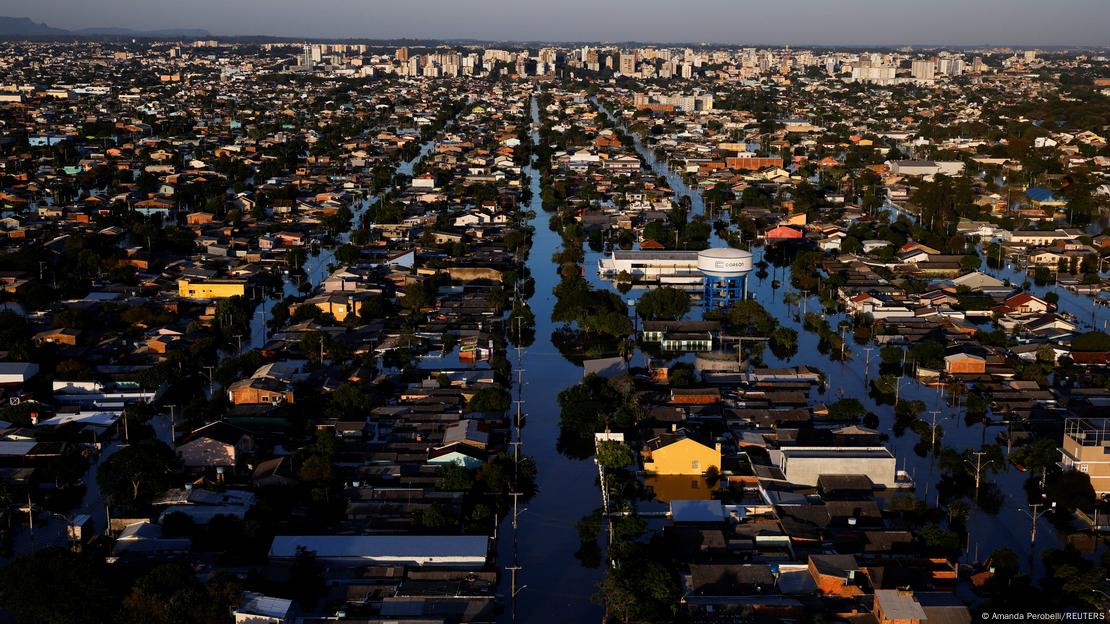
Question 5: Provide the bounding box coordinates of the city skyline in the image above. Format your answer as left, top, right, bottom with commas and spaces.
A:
4, 0, 1110, 46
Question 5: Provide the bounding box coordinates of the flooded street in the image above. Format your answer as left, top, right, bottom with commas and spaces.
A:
496, 95, 605, 623
247, 129, 446, 349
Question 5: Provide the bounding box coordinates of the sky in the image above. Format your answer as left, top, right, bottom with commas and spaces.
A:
9, 0, 1110, 46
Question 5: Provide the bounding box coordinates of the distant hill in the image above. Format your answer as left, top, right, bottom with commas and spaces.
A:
0, 16, 210, 38
0, 16, 68, 36
74, 26, 211, 37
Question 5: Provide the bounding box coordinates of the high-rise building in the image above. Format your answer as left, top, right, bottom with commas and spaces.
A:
910, 59, 936, 81
939, 58, 964, 77
396, 47, 409, 63
301, 44, 313, 70
619, 53, 637, 76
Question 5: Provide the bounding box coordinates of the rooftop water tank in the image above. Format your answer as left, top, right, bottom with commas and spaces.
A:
697, 248, 753, 277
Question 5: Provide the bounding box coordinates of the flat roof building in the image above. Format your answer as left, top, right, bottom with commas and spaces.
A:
268, 535, 488, 567
598, 250, 700, 279
1060, 418, 1110, 496
776, 446, 897, 487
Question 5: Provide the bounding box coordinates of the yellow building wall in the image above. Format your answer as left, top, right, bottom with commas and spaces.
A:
314, 300, 363, 322
644, 438, 721, 475
178, 279, 247, 299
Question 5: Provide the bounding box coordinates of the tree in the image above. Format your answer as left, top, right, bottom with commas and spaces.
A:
635, 287, 690, 321
668, 364, 697, 388
97, 440, 178, 510
1044, 469, 1096, 514
1035, 344, 1056, 364
828, 398, 866, 421
641, 220, 670, 245
594, 555, 677, 624
467, 387, 511, 413
1012, 437, 1063, 474
596, 441, 634, 469
325, 382, 371, 420
557, 375, 624, 459
726, 300, 778, 336
879, 345, 904, 365
960, 254, 982, 272
300, 430, 337, 483
917, 523, 961, 555
334, 243, 361, 265
769, 327, 798, 359
119, 562, 241, 624
418, 502, 457, 530
908, 338, 945, 370
989, 548, 1021, 580
0, 548, 117, 624
402, 280, 436, 311
1071, 331, 1110, 352
438, 463, 475, 491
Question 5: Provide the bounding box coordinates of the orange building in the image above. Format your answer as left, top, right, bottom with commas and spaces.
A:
944, 353, 986, 375
227, 377, 295, 405
808, 555, 864, 597
725, 156, 784, 171
669, 388, 720, 405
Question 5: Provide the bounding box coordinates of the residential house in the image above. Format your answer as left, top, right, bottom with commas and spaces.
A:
177, 421, 255, 472
642, 430, 721, 475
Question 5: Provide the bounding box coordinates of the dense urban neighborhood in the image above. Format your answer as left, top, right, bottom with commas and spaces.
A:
0, 36, 1110, 623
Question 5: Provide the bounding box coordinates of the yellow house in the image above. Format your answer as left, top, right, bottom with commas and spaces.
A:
178, 278, 247, 299
642, 431, 721, 475
300, 294, 365, 322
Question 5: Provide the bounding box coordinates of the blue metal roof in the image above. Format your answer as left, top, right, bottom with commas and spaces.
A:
1026, 187, 1056, 202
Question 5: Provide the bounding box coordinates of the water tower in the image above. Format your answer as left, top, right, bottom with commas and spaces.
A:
698, 248, 754, 308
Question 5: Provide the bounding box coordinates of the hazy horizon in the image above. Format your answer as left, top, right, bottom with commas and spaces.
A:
6, 0, 1110, 47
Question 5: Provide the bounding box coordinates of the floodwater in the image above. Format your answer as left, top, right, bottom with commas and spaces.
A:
247, 129, 445, 349
495, 95, 605, 623
589, 99, 1065, 574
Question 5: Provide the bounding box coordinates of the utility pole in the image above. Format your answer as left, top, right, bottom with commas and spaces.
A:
514, 315, 524, 366
234, 334, 243, 354
167, 404, 177, 445
506, 565, 523, 624
863, 346, 873, 380
26, 491, 34, 554
510, 491, 524, 530
1023, 503, 1049, 545
512, 399, 525, 467
929, 410, 941, 452
966, 451, 991, 500
893, 348, 909, 405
